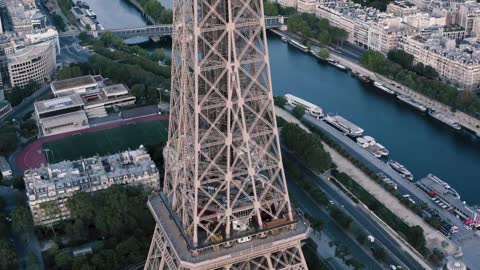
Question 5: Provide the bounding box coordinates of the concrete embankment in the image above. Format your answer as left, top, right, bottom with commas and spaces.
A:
125, 0, 157, 24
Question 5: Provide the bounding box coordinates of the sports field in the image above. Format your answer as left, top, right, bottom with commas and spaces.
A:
42, 120, 168, 163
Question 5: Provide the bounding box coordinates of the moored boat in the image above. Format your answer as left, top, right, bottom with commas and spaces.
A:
285, 94, 323, 118
428, 109, 461, 130
324, 113, 364, 137
387, 160, 413, 181
397, 95, 427, 112
373, 81, 395, 95
287, 39, 308, 52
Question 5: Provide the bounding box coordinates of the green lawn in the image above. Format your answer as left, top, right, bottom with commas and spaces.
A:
42, 120, 168, 163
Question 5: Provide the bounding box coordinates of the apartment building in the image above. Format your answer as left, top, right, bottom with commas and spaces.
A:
401, 35, 480, 91
297, 0, 316, 14
24, 146, 160, 225
278, 0, 297, 8
316, 4, 417, 52
387, 0, 419, 17
457, 1, 480, 36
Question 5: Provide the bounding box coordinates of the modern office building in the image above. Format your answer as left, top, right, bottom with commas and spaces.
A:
51, 75, 101, 97
7, 42, 56, 88
24, 146, 160, 225
34, 94, 89, 136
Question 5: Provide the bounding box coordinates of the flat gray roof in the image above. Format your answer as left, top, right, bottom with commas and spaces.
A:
35, 94, 84, 114
51, 75, 97, 92
102, 84, 129, 96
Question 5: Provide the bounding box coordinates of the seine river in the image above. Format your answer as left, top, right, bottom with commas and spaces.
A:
84, 0, 480, 204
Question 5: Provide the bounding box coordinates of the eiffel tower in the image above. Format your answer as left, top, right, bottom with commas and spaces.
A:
144, 0, 310, 268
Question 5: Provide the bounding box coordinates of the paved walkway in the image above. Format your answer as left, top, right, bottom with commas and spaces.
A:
16, 114, 167, 170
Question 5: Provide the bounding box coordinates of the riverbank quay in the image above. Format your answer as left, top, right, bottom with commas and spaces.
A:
270, 29, 480, 138
293, 110, 480, 268
276, 106, 432, 269
125, 0, 157, 24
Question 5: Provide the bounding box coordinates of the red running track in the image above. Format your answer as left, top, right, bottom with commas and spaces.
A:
16, 114, 168, 171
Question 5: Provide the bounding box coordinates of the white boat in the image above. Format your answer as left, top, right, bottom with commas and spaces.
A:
387, 160, 413, 181
376, 143, 389, 156
288, 39, 308, 52
397, 95, 427, 112
373, 82, 395, 94
285, 94, 323, 118
363, 135, 376, 146
281, 36, 287, 43
428, 109, 461, 130
365, 145, 383, 158
426, 174, 460, 199
327, 58, 347, 71
324, 113, 364, 137
356, 137, 369, 148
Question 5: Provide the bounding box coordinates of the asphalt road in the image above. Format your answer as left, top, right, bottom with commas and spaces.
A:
285, 152, 423, 270
58, 37, 93, 64
288, 179, 384, 270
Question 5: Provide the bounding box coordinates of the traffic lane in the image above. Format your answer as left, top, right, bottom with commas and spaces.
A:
297, 165, 421, 270
287, 182, 383, 270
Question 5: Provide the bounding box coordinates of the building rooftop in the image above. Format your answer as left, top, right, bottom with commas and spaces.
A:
34, 94, 84, 114
7, 42, 51, 64
24, 146, 158, 199
51, 75, 98, 92
102, 84, 129, 97
39, 111, 88, 130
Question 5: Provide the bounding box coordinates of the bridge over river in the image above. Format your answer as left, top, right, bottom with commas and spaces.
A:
59, 16, 288, 39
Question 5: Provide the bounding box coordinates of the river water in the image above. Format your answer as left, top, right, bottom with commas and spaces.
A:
85, 0, 480, 204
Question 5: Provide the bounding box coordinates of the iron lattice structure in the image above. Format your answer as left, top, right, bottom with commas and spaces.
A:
145, 0, 309, 267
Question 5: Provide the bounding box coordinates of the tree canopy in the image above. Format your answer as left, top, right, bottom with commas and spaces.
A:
287, 14, 348, 46
360, 50, 480, 116
281, 123, 333, 172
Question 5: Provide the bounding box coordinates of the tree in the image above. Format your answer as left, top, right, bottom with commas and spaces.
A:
11, 206, 33, 234
356, 233, 367, 245
0, 125, 18, 155
317, 48, 330, 59
329, 207, 353, 230
26, 251, 41, 270
331, 28, 348, 46
263, 0, 279, 16
291, 106, 306, 119
387, 49, 414, 69
274, 96, 287, 108
407, 225, 427, 252
372, 246, 386, 261
0, 239, 17, 269
52, 14, 66, 32
19, 119, 38, 138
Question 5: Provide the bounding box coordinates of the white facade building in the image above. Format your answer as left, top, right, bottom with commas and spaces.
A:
24, 146, 160, 225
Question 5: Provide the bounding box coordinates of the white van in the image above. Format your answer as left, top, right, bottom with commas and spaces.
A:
237, 236, 252, 243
